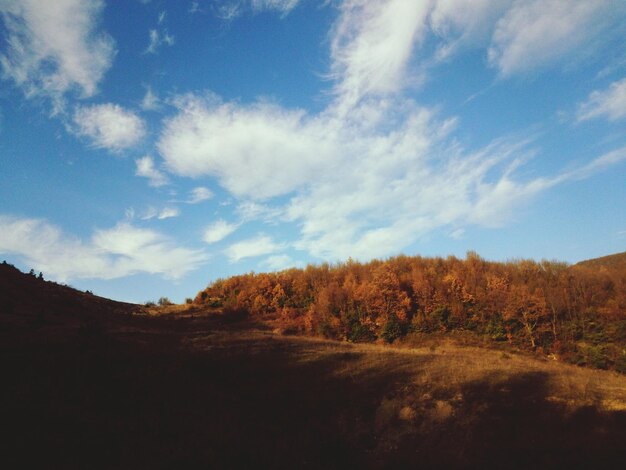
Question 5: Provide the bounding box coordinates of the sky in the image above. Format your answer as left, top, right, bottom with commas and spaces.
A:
1, 0, 625, 304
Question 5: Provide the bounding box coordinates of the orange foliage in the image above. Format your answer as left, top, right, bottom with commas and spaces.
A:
194, 252, 626, 371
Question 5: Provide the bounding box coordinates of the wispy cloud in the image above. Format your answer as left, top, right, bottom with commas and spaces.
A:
141, 86, 161, 111
139, 206, 180, 220
73, 103, 146, 152
154, 1, 626, 263
0, 215, 207, 281
225, 234, 285, 262
215, 0, 301, 20
0, 0, 115, 110
156, 207, 180, 220
187, 187, 213, 204
145, 28, 175, 54
577, 77, 626, 122
487, 0, 620, 77
202, 219, 238, 244
136, 156, 169, 187
263, 254, 300, 271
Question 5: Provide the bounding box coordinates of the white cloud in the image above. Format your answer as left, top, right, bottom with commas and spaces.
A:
449, 228, 465, 240
0, 0, 115, 108
187, 186, 213, 204
329, 0, 431, 111
251, 0, 300, 13
74, 103, 146, 151
429, 0, 513, 61
140, 206, 180, 220
155, 0, 626, 264
159, 95, 331, 198
136, 156, 169, 187
577, 78, 626, 122
225, 234, 285, 262
159, 85, 626, 263
141, 86, 161, 111
0, 216, 207, 281
263, 254, 300, 271
215, 0, 300, 20
157, 207, 180, 219
202, 219, 238, 244
140, 207, 158, 220
145, 28, 175, 54
487, 0, 619, 77
236, 201, 284, 222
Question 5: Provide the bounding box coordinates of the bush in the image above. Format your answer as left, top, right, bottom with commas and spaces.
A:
158, 297, 173, 306
145, 301, 156, 307
485, 315, 507, 341
346, 312, 376, 343
430, 306, 450, 331
381, 314, 403, 343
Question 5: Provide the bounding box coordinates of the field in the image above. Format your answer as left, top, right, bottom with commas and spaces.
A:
3, 299, 626, 469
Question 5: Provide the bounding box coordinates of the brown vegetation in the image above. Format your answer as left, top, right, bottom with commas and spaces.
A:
194, 252, 626, 373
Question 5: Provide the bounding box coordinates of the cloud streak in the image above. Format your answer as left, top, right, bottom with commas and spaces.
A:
577, 77, 626, 122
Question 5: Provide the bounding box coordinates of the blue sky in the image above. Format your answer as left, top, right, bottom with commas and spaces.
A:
1, 0, 625, 303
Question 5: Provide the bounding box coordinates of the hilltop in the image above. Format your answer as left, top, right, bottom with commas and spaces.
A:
576, 251, 626, 271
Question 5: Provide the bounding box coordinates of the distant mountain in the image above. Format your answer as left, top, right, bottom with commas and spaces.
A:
575, 251, 626, 271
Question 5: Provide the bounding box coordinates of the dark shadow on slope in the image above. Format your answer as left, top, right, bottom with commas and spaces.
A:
0, 326, 426, 469
385, 371, 626, 469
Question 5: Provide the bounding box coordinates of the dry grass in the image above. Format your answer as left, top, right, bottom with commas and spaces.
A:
4, 294, 626, 468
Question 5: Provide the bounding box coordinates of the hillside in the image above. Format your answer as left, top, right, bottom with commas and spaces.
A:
576, 251, 626, 271
0, 261, 137, 321
2, 261, 626, 468
194, 252, 626, 373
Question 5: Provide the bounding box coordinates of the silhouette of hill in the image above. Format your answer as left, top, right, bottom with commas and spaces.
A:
0, 261, 137, 330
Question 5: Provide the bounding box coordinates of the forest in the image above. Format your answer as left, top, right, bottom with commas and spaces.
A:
194, 252, 626, 372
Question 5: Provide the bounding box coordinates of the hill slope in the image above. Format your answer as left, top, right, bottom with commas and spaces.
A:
0, 261, 137, 321
576, 251, 626, 271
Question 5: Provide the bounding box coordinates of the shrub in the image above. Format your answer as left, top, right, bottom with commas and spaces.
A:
158, 297, 173, 306
485, 315, 507, 341
145, 300, 156, 307
430, 306, 450, 331
381, 314, 403, 343
345, 312, 376, 342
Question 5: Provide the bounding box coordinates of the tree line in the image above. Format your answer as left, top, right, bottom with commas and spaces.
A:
193, 252, 626, 372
